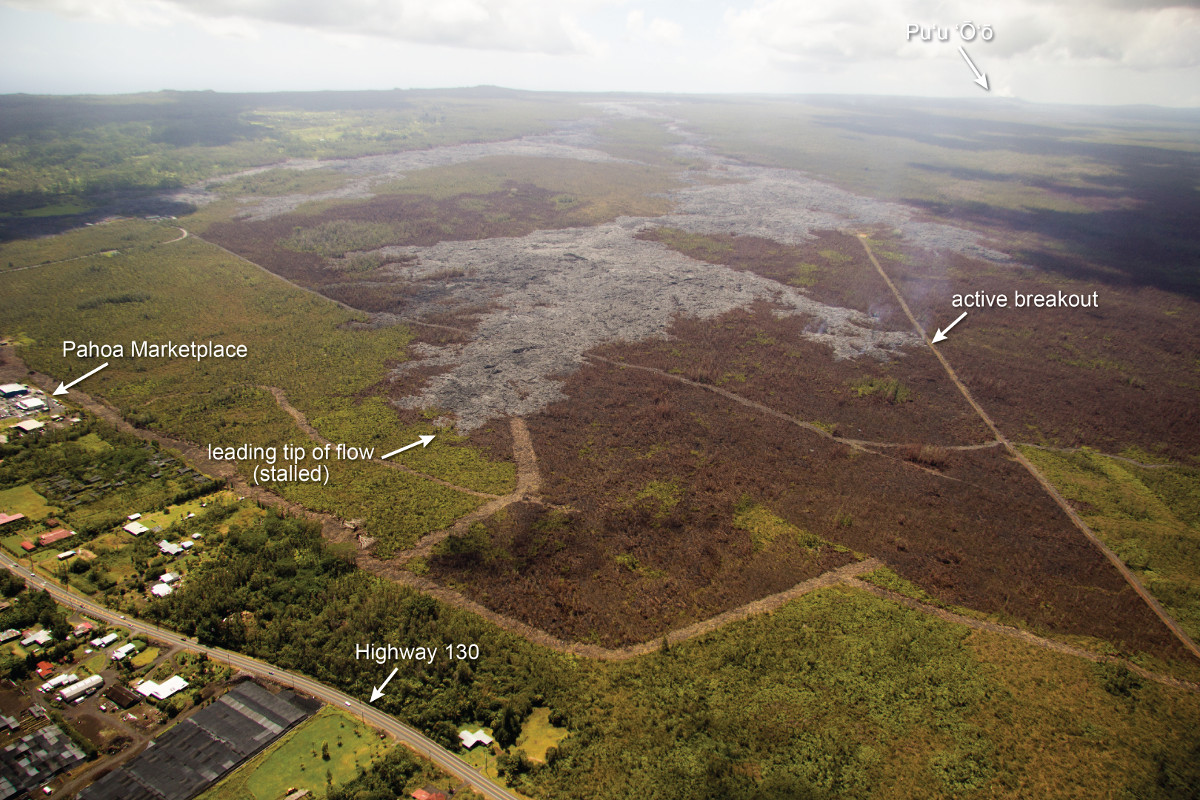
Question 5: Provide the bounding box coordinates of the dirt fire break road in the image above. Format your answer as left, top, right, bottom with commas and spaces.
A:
856, 233, 1200, 663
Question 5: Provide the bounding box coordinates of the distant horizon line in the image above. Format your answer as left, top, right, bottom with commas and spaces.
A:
1, 85, 1197, 113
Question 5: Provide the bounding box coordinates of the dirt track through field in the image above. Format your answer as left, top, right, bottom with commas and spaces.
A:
856, 233, 1200, 663
384, 417, 544, 565
586, 355, 988, 480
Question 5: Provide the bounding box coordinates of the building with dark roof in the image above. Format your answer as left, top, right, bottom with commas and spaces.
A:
79, 682, 314, 800
104, 684, 141, 709
0, 723, 87, 800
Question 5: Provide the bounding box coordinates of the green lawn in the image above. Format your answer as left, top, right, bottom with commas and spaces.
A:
131, 646, 159, 668
198, 705, 392, 800
515, 707, 568, 763
0, 484, 58, 521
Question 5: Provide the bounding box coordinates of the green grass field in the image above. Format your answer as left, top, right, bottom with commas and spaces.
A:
131, 646, 159, 668
0, 485, 58, 521
515, 707, 568, 763
133, 492, 235, 532
198, 706, 392, 800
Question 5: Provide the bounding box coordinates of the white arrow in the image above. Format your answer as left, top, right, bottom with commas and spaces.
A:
369, 666, 398, 703
932, 311, 968, 344
53, 362, 109, 396
380, 435, 436, 459
958, 46, 989, 91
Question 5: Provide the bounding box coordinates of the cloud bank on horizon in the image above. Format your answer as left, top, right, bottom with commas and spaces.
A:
1, 0, 1198, 105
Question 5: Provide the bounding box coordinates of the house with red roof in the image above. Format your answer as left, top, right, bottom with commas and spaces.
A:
411, 788, 449, 800
38, 528, 74, 547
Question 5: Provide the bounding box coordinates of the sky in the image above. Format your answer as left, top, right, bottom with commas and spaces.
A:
1, 0, 1198, 106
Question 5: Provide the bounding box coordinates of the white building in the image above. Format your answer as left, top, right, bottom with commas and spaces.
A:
21, 630, 53, 647
150, 583, 173, 598
59, 674, 103, 703
458, 729, 495, 749
90, 633, 119, 649
123, 521, 149, 536
15, 397, 47, 413
135, 675, 188, 700
110, 643, 137, 661
39, 673, 79, 693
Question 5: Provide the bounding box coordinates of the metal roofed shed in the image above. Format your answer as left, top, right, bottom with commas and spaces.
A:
90, 632, 119, 648
38, 528, 74, 546
0, 383, 29, 398
104, 684, 141, 709
110, 643, 138, 660
150, 583, 174, 597
59, 673, 103, 702
124, 521, 149, 536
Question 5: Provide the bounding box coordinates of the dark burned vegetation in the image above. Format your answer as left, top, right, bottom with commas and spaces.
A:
428, 357, 1188, 660
877, 241, 1200, 462
595, 301, 991, 446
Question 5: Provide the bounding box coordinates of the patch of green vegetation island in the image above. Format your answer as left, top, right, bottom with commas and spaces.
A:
851, 376, 913, 404
733, 498, 835, 553
213, 166, 352, 198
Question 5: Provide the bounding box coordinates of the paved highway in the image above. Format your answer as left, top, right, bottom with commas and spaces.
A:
0, 552, 519, 800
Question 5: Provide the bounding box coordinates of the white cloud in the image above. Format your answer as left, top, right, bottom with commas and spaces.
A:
626, 9, 683, 46
3, 0, 616, 54
724, 0, 1200, 71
